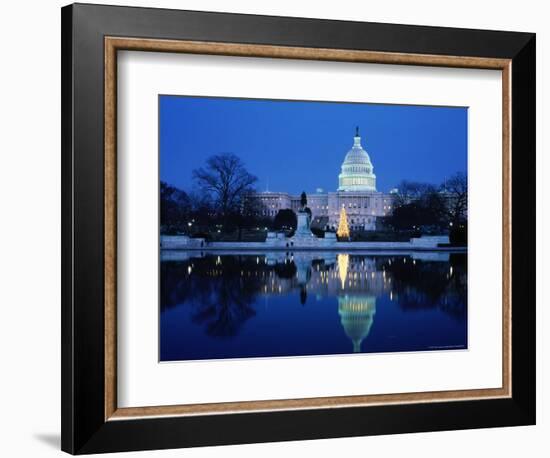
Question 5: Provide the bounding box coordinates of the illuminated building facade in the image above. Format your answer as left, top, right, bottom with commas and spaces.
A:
249, 128, 394, 231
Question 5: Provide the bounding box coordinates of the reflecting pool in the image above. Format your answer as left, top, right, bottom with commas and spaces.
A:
160, 251, 467, 361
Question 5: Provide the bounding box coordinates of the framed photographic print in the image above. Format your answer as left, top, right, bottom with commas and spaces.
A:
61, 3, 536, 454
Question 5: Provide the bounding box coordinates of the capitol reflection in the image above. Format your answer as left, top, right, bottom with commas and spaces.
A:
338, 295, 376, 352
269, 252, 384, 352
160, 251, 467, 361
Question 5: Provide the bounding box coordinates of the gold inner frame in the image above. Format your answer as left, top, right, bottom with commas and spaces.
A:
104, 37, 512, 421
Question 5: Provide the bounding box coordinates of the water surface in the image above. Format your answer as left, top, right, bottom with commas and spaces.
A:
160, 251, 467, 361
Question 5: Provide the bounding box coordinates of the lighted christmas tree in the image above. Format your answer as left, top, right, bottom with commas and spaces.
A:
337, 206, 350, 239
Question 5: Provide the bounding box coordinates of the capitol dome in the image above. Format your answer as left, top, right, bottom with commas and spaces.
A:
338, 127, 377, 192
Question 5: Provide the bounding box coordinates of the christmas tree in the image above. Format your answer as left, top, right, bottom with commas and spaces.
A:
337, 206, 350, 238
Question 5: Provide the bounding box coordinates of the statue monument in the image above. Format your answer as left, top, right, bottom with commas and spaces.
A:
290, 192, 318, 245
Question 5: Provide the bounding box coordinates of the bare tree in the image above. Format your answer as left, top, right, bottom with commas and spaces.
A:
192, 153, 258, 216
159, 181, 192, 234
394, 180, 436, 207
443, 172, 467, 224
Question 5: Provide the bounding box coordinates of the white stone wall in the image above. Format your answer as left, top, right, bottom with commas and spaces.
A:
327, 191, 394, 231
249, 192, 292, 217
248, 190, 394, 232
305, 193, 329, 218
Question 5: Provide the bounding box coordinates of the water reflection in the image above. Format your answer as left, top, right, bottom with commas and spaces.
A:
338, 295, 376, 352
160, 251, 467, 361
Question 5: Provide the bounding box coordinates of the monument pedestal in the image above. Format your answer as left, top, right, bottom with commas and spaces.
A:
294, 211, 314, 237
289, 210, 318, 247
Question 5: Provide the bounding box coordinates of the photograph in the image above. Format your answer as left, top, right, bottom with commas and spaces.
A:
159, 95, 469, 362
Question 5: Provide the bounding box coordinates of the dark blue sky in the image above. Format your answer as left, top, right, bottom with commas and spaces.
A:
160, 95, 467, 194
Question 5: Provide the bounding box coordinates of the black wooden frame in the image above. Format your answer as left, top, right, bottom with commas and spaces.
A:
61, 3, 536, 454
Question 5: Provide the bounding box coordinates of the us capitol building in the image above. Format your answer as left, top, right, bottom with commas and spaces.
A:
249, 127, 394, 231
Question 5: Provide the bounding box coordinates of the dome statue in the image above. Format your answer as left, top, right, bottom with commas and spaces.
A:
338, 294, 376, 352
338, 127, 377, 192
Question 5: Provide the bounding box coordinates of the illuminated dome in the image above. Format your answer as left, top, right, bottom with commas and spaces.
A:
338, 127, 376, 191
338, 295, 376, 352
